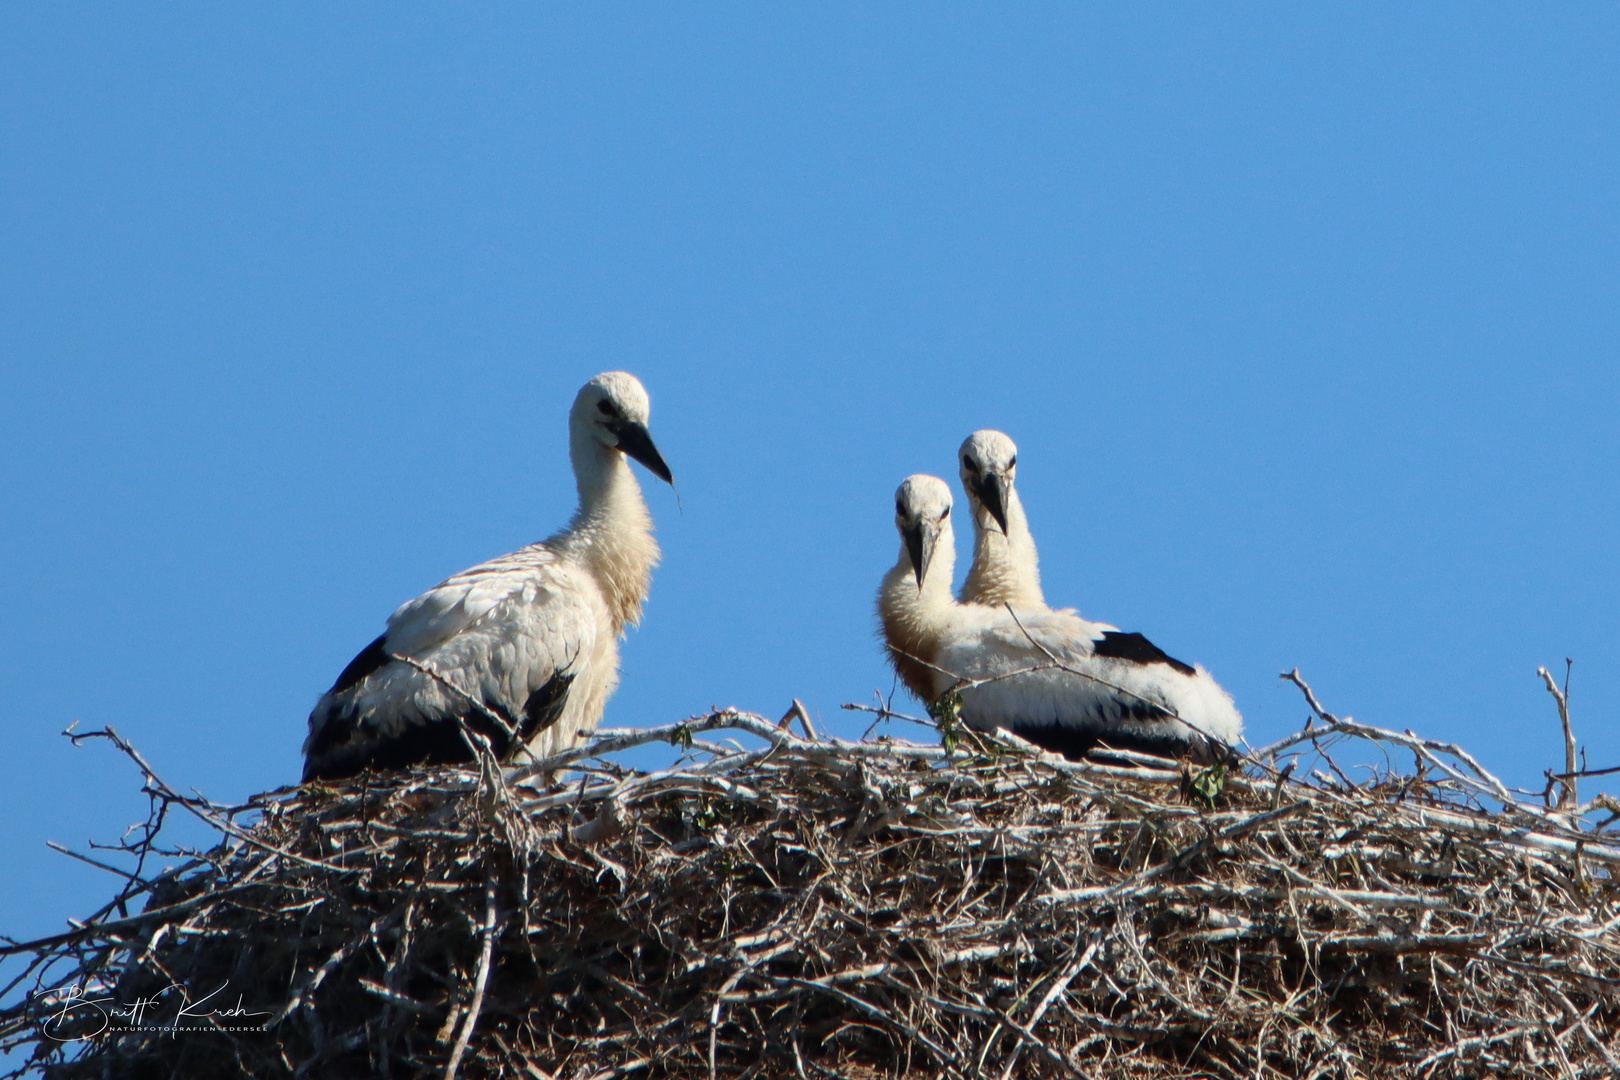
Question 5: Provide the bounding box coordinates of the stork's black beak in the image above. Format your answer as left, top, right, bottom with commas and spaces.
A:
904, 520, 937, 591
975, 472, 1010, 535
610, 420, 674, 485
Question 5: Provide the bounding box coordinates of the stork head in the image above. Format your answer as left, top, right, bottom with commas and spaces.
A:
958, 429, 1018, 536
573, 372, 673, 484
894, 474, 953, 590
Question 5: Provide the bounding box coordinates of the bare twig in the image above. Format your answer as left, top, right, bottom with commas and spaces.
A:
1279, 667, 1342, 726
1538, 663, 1578, 810
443, 874, 499, 1080
780, 698, 819, 741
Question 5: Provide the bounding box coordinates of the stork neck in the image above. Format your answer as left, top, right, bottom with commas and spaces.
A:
555, 434, 660, 633
877, 526, 957, 704
963, 489, 1043, 609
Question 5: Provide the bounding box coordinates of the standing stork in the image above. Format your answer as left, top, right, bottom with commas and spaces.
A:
302, 371, 674, 782
879, 475, 1241, 763
957, 430, 1044, 611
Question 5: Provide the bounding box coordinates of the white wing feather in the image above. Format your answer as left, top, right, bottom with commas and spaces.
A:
384, 544, 565, 659
312, 542, 603, 748
935, 606, 1242, 748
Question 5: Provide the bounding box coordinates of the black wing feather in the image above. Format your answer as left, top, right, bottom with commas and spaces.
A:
329, 634, 391, 695
522, 670, 576, 742
304, 664, 576, 783
1007, 722, 1221, 766
1092, 631, 1196, 676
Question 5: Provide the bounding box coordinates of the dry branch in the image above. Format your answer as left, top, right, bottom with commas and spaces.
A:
1538, 663, 1578, 810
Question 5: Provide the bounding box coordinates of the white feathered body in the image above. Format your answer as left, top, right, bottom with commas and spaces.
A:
879, 475, 1241, 763
931, 605, 1242, 755
317, 545, 612, 763
303, 374, 664, 781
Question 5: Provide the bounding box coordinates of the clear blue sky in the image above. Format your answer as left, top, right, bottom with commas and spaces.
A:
3, 6, 1617, 944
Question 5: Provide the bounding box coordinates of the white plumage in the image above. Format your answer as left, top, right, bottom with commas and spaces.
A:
879, 475, 1242, 762
956, 429, 1044, 610
302, 371, 673, 782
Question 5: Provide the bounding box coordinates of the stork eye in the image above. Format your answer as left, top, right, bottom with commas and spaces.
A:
941, 506, 950, 519
963, 457, 977, 471
597, 400, 618, 417
895, 501, 906, 517
1008, 455, 1016, 467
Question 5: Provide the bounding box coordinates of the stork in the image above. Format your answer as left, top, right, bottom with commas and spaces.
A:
957, 430, 1044, 610
879, 475, 1241, 763
302, 371, 674, 782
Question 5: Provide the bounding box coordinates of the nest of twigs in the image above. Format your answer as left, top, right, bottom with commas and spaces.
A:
5, 675, 1620, 1079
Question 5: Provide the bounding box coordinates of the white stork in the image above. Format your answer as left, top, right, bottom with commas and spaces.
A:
956, 429, 1044, 610
302, 371, 674, 782
878, 475, 1242, 763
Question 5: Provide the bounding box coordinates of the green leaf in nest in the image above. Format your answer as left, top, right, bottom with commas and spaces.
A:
670, 723, 694, 751
1190, 761, 1228, 808
928, 691, 965, 753
693, 796, 731, 832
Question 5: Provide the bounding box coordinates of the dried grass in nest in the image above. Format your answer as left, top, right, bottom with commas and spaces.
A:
5, 674, 1620, 1079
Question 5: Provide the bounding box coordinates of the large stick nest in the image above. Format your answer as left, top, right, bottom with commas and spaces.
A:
4, 683, 1620, 1079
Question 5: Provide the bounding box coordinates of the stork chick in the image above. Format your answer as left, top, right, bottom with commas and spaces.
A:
879, 475, 1241, 763
303, 371, 674, 782
957, 430, 1044, 611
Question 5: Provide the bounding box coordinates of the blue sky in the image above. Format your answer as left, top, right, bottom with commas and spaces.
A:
2, 6, 1617, 944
